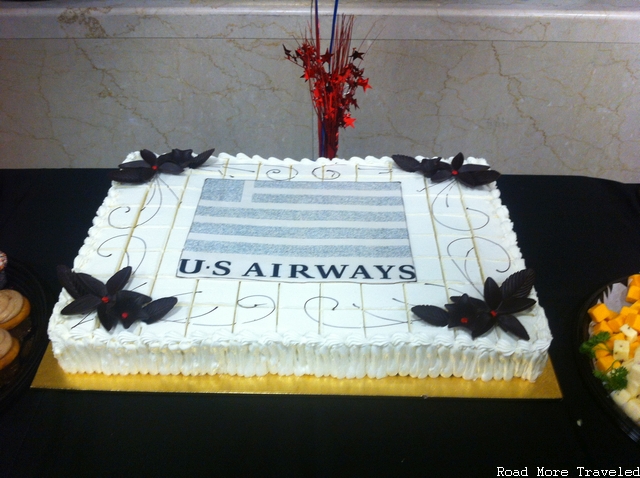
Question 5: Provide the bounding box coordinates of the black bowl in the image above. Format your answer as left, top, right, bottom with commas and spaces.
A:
574, 277, 640, 443
0, 259, 51, 413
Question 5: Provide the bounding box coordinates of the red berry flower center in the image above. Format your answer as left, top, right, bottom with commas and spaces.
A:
460, 317, 468, 324
121, 312, 129, 319
490, 310, 498, 318
101, 296, 109, 303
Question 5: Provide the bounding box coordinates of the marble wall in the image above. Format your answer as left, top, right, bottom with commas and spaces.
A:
0, 0, 638, 182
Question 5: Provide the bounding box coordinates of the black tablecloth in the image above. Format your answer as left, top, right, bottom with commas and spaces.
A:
1, 170, 639, 476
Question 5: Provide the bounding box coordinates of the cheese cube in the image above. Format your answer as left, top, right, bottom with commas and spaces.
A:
628, 362, 640, 382
621, 399, 640, 422
589, 303, 613, 323
626, 314, 640, 332
611, 389, 632, 406
620, 306, 637, 318
627, 285, 640, 303
626, 376, 640, 396
621, 324, 639, 342
593, 320, 613, 335
608, 316, 625, 333
613, 340, 630, 361
606, 333, 626, 350
595, 354, 616, 373
629, 274, 640, 287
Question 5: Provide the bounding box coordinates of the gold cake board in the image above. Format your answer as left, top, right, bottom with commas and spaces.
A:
32, 344, 561, 398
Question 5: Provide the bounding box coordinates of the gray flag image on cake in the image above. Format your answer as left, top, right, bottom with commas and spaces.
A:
178, 179, 416, 283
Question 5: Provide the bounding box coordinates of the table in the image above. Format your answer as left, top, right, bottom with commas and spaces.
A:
1, 170, 639, 475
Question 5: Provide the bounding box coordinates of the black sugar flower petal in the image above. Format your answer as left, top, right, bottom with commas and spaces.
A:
422, 158, 449, 178
450, 294, 488, 312
155, 151, 176, 164
500, 269, 535, 300
431, 168, 453, 183
115, 289, 152, 306
188, 148, 215, 169
158, 161, 184, 175
136, 308, 151, 324
97, 302, 118, 331
392, 155, 447, 179
497, 314, 530, 341
470, 312, 495, 339
140, 149, 158, 167
456, 169, 501, 188
76, 272, 107, 298
57, 265, 90, 299
391, 154, 424, 173
450, 152, 464, 171
458, 164, 491, 173
117, 159, 150, 169
141, 297, 178, 324
483, 277, 502, 310
496, 297, 537, 315
109, 167, 156, 184
162, 148, 215, 169
158, 149, 193, 167
61, 295, 103, 315
411, 305, 449, 327
106, 266, 132, 296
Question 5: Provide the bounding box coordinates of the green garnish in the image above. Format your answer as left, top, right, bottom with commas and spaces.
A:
594, 366, 629, 392
579, 331, 611, 358
580, 331, 629, 391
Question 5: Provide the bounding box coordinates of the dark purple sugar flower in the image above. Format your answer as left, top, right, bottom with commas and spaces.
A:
159, 148, 215, 169
391, 154, 444, 178
109, 149, 183, 183
58, 265, 177, 331
411, 269, 536, 341
392, 152, 500, 187
109, 148, 215, 184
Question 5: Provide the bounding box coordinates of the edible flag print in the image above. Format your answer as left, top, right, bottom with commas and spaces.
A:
178, 179, 416, 283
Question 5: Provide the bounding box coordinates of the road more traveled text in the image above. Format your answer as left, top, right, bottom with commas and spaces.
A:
496, 467, 640, 477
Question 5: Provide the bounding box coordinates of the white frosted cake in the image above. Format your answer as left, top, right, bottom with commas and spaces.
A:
47, 151, 552, 381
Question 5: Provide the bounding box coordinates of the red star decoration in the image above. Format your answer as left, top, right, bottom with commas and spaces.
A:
343, 115, 356, 128
358, 78, 372, 91
321, 49, 333, 64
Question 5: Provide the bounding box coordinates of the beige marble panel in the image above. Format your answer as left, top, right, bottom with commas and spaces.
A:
0, 35, 639, 181
345, 40, 640, 182
0, 38, 313, 169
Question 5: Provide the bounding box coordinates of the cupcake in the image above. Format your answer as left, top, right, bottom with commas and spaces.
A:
0, 289, 30, 332
0, 328, 19, 374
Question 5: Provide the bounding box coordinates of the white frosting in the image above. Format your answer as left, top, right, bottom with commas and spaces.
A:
47, 153, 552, 381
